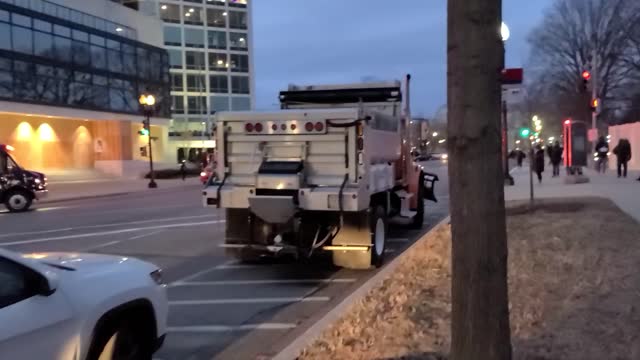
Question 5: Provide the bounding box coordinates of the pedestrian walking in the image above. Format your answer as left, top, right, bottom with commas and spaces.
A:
595, 136, 610, 173
534, 145, 545, 184
180, 160, 187, 181
550, 141, 563, 177
516, 150, 526, 167
613, 139, 632, 178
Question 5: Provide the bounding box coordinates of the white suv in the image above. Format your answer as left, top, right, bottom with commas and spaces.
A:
0, 248, 168, 360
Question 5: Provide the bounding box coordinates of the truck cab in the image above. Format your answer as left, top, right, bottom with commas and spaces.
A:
0, 144, 48, 212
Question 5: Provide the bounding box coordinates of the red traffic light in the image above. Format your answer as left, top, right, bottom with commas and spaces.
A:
581, 70, 591, 80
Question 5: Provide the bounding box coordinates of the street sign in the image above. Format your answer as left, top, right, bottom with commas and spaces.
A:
501, 68, 524, 84
501, 68, 524, 105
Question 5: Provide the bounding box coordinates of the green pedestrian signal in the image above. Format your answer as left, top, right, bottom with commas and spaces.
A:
518, 128, 531, 138
138, 128, 149, 136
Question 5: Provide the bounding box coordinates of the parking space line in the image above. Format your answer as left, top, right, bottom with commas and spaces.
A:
385, 248, 397, 254
169, 296, 330, 305
170, 260, 242, 285
82, 229, 167, 251
0, 214, 218, 239
2, 220, 225, 246
167, 323, 297, 333
170, 278, 357, 287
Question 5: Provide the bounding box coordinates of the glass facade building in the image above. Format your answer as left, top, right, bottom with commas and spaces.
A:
154, 0, 252, 137
0, 0, 171, 117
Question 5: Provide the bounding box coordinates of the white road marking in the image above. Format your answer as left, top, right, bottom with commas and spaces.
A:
169, 296, 330, 305
215, 263, 261, 270
386, 238, 409, 243
385, 248, 397, 254
170, 278, 357, 287
2, 220, 225, 246
167, 323, 297, 333
82, 229, 167, 251
0, 214, 220, 239
171, 260, 241, 285
35, 206, 70, 212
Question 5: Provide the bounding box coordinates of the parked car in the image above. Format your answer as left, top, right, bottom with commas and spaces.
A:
429, 152, 449, 162
0, 144, 48, 212
0, 247, 168, 360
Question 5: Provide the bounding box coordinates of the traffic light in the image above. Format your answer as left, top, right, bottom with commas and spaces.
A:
519, 128, 531, 138
590, 98, 599, 113
581, 70, 591, 92
138, 128, 149, 136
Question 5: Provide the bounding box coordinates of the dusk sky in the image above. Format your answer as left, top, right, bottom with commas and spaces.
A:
252, 0, 555, 117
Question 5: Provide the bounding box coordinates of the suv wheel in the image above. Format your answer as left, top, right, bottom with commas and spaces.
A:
5, 190, 32, 212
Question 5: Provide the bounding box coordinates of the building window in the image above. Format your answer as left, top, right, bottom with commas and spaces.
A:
171, 73, 183, 91
208, 52, 227, 71
230, 54, 248, 72
34, 31, 53, 57
211, 96, 229, 112
228, 11, 247, 29
207, 30, 226, 50
209, 75, 228, 93
122, 44, 136, 75
206, 9, 226, 28
160, 3, 181, 24
186, 74, 206, 92
72, 41, 91, 67
205, 0, 226, 6
183, 6, 203, 25
231, 76, 249, 94
231, 97, 250, 111
12, 26, 33, 54
228, 0, 247, 8
187, 95, 207, 114
0, 23, 10, 50
91, 45, 107, 69
53, 36, 72, 62
168, 49, 183, 69
184, 28, 205, 48
229, 33, 247, 51
164, 26, 181, 46
183, 0, 202, 3
172, 95, 185, 113
185, 51, 205, 70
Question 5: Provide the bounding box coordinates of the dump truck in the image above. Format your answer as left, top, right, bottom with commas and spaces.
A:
202, 75, 438, 269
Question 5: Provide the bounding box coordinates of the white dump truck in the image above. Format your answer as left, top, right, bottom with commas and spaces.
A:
203, 75, 438, 269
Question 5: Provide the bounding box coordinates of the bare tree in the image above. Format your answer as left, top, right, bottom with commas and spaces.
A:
448, 0, 512, 359
527, 0, 640, 125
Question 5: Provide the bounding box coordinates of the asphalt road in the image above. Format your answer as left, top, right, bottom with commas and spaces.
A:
0, 161, 450, 360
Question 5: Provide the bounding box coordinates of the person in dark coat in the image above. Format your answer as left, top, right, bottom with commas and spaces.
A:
549, 141, 563, 177
613, 139, 632, 178
516, 150, 526, 167
534, 145, 545, 183
595, 136, 610, 173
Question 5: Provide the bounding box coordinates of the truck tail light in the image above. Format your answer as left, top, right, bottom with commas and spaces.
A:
290, 123, 297, 131
314, 122, 324, 132
305, 122, 314, 132
245, 123, 254, 132
254, 123, 263, 132
271, 124, 278, 131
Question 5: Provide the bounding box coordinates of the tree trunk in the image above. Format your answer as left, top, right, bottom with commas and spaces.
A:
447, 1, 512, 359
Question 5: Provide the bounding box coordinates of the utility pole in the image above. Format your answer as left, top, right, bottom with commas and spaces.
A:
448, 0, 513, 359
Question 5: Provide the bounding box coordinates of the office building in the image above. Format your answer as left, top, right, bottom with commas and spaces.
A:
118, 0, 253, 161
0, 0, 173, 176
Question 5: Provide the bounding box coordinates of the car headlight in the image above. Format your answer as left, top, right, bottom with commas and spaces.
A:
150, 269, 165, 286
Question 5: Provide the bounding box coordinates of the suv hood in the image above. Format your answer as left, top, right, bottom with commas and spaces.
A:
22, 252, 133, 271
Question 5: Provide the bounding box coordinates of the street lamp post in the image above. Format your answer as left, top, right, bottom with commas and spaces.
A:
501, 22, 514, 186
139, 93, 157, 189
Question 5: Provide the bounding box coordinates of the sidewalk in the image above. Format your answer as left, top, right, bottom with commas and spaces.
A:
505, 164, 640, 222
42, 177, 202, 204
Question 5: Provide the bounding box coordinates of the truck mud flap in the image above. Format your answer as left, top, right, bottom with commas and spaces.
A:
330, 211, 373, 270
422, 172, 439, 203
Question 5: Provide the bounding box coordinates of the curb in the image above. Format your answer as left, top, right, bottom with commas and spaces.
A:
271, 215, 452, 360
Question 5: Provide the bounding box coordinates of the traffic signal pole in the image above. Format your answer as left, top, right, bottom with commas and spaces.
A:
591, 48, 598, 151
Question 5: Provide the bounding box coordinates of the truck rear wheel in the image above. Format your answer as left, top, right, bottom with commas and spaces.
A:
332, 205, 387, 269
